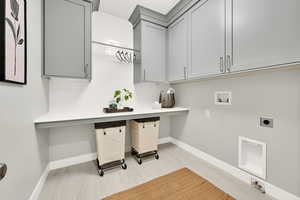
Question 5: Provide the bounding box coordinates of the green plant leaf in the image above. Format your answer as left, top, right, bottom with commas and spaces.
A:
114, 90, 121, 98
5, 18, 16, 42
125, 96, 129, 101
116, 97, 121, 104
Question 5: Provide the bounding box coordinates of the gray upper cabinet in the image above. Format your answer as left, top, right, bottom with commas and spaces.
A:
133, 23, 142, 83
188, 0, 226, 78
133, 0, 300, 83
133, 21, 167, 83
44, 0, 92, 79
168, 14, 189, 82
227, 0, 300, 72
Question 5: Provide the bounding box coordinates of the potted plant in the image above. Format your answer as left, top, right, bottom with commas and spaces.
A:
114, 88, 133, 109
104, 89, 133, 113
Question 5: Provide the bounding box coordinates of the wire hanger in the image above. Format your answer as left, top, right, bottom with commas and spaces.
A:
92, 41, 139, 64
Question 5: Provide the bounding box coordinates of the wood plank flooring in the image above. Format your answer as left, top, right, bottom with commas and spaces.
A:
39, 143, 275, 200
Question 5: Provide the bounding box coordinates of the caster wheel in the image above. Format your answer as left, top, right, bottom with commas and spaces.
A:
138, 159, 142, 165
155, 154, 159, 160
131, 149, 137, 156
99, 170, 104, 177
122, 163, 127, 170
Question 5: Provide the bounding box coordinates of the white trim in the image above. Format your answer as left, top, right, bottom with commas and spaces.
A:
158, 137, 172, 145
170, 137, 251, 183
28, 164, 50, 200
48, 153, 97, 170
48, 137, 171, 171
169, 137, 300, 200
28, 137, 172, 199
30, 137, 299, 200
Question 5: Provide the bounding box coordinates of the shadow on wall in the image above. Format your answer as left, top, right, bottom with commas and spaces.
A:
48, 117, 170, 162
49, 124, 96, 161
134, 82, 170, 108
170, 114, 188, 139
35, 128, 50, 170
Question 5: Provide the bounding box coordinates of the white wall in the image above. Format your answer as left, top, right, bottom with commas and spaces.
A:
48, 13, 170, 161
0, 0, 49, 199
171, 68, 300, 197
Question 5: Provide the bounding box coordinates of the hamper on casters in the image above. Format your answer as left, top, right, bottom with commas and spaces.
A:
130, 117, 160, 165
95, 121, 127, 176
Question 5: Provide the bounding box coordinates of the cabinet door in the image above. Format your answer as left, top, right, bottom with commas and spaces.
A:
133, 23, 142, 83
141, 21, 167, 82
44, 0, 91, 79
168, 15, 189, 81
228, 0, 300, 72
189, 0, 226, 78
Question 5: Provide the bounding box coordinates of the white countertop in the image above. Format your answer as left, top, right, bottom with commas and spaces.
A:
34, 107, 190, 128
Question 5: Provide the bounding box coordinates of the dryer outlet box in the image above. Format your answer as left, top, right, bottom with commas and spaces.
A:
260, 117, 273, 128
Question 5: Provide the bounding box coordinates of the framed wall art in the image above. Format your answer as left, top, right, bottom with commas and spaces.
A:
0, 0, 27, 85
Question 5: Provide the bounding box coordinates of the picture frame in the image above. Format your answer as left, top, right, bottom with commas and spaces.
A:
0, 0, 27, 85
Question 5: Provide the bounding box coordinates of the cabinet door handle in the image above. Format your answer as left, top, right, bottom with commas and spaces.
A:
143, 69, 146, 81
226, 55, 231, 72
184, 67, 186, 79
220, 57, 224, 73
184, 67, 188, 80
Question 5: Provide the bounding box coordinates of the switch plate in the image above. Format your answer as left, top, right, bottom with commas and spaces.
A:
260, 117, 273, 128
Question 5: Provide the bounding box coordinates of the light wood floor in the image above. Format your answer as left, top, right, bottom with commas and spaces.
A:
39, 143, 275, 200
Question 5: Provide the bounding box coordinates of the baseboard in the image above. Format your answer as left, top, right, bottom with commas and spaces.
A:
48, 153, 98, 170
48, 137, 171, 171
28, 164, 50, 200
158, 137, 172, 145
169, 137, 300, 200
32, 137, 300, 200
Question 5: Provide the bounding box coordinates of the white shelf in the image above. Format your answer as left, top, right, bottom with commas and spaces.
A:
34, 107, 190, 129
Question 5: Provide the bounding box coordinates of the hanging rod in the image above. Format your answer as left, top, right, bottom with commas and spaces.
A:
92, 41, 140, 52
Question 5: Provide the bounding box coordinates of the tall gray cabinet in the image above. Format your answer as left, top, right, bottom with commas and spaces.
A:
133, 21, 167, 83
168, 14, 189, 81
130, 6, 167, 83
44, 0, 92, 79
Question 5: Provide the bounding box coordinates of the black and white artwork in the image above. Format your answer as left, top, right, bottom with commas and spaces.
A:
0, 0, 27, 85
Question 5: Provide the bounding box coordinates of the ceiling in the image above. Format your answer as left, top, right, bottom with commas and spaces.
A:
100, 0, 181, 19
